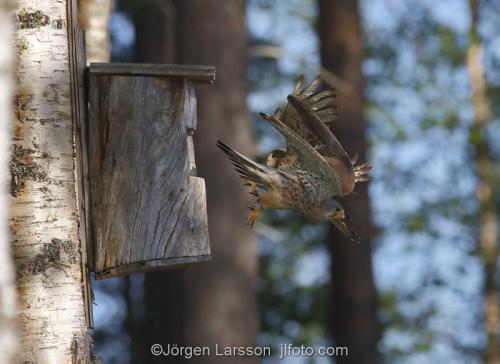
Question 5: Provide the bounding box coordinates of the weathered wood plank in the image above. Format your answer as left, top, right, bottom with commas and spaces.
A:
89, 62, 216, 84
95, 177, 210, 279
88, 75, 210, 279
68, 3, 94, 326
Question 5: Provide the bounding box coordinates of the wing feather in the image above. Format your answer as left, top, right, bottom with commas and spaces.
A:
301, 76, 321, 98
276, 75, 338, 146
292, 75, 304, 95
307, 89, 335, 103
321, 113, 338, 124
217, 140, 280, 188
269, 75, 370, 194
287, 95, 356, 193
259, 113, 343, 196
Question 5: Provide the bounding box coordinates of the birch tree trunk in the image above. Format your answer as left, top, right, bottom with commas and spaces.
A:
318, 1, 379, 363
12, 0, 95, 362
0, 1, 19, 362
466, 1, 500, 363
78, 0, 112, 62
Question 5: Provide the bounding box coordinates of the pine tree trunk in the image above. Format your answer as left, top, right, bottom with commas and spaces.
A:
318, 1, 379, 363
0, 1, 19, 362
133, 0, 177, 64
174, 1, 258, 358
78, 0, 112, 62
131, 1, 258, 362
12, 1, 95, 361
466, 1, 500, 363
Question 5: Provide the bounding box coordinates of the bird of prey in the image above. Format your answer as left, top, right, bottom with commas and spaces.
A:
217, 75, 371, 242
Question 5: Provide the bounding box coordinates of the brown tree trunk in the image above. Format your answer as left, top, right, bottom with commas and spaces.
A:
132, 1, 258, 362
175, 2, 257, 357
318, 1, 379, 363
466, 1, 500, 363
133, 0, 177, 64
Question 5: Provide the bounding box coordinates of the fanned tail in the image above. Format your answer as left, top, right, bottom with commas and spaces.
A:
353, 162, 372, 183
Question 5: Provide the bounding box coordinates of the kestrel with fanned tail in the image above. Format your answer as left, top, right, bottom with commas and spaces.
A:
217, 75, 371, 243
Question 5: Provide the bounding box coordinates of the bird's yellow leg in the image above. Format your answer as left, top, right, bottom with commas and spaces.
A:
244, 182, 262, 226
244, 182, 259, 197
247, 204, 263, 228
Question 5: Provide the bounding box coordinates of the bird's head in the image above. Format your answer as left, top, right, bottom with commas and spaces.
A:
321, 198, 346, 220
266, 148, 288, 168
321, 198, 360, 243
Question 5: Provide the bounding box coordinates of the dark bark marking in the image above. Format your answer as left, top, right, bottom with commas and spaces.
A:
10, 144, 47, 197
17, 9, 50, 29
16, 238, 77, 277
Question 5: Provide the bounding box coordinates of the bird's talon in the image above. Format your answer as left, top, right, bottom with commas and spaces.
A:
247, 206, 263, 228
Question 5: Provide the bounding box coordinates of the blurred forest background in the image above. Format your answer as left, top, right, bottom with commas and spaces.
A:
86, 0, 500, 363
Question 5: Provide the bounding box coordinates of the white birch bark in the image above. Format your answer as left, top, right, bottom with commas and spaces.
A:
78, 0, 112, 62
0, 1, 19, 363
12, 1, 95, 362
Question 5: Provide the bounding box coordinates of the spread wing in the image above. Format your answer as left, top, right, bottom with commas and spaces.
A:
259, 113, 343, 196
275, 75, 338, 146
277, 75, 372, 194
287, 94, 356, 194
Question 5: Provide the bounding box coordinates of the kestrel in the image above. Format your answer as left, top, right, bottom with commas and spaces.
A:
217, 75, 371, 242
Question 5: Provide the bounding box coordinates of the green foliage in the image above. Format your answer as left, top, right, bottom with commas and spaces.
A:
363, 1, 494, 363
437, 26, 466, 67
403, 213, 428, 234
256, 211, 331, 352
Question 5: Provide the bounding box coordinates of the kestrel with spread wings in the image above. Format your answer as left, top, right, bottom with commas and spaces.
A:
217, 76, 371, 242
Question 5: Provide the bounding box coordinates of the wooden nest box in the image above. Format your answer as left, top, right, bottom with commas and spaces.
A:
86, 63, 214, 279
